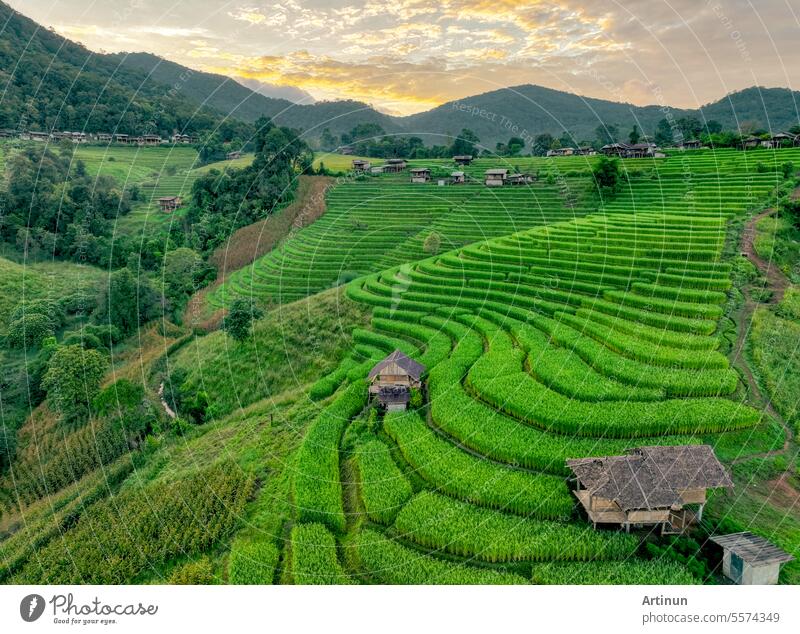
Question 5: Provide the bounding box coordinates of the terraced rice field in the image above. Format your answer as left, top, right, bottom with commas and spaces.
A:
210, 149, 798, 311
278, 148, 795, 584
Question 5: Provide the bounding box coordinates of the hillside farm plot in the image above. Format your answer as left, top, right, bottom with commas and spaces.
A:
209, 149, 799, 313
278, 195, 780, 584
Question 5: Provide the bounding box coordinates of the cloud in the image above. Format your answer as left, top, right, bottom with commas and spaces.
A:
229, 8, 269, 25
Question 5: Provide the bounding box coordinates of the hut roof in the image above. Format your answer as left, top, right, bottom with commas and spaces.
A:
410, 167, 431, 173
566, 445, 732, 511
485, 168, 509, 176
451, 171, 465, 177
710, 532, 794, 565
368, 349, 426, 380
453, 155, 473, 160
158, 196, 180, 202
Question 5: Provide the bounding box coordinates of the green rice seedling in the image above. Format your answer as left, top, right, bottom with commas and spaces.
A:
355, 440, 413, 524
355, 529, 528, 584
290, 523, 350, 584
530, 560, 699, 585
394, 491, 638, 563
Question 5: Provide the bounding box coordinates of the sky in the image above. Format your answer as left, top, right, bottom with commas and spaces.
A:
8, 0, 800, 115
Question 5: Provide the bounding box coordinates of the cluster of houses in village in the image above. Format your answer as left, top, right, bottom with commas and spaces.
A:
0, 129, 200, 145
352, 155, 533, 187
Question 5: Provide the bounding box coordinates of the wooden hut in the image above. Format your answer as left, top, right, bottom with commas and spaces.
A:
383, 158, 407, 173
507, 173, 533, 186
226, 151, 242, 160
97, 133, 113, 143
679, 139, 702, 150
157, 196, 183, 213
566, 445, 732, 534
711, 533, 794, 585
740, 135, 762, 149
141, 134, 162, 146
368, 350, 425, 411
453, 155, 473, 166
352, 159, 371, 172
764, 132, 795, 149
546, 147, 574, 157
410, 167, 431, 183
450, 171, 466, 184
484, 168, 509, 187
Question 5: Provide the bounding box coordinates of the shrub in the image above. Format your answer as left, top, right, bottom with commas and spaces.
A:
5, 313, 54, 349
169, 558, 215, 584
42, 345, 107, 424
223, 298, 264, 343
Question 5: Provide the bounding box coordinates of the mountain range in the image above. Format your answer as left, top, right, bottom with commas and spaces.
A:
2, 0, 799, 147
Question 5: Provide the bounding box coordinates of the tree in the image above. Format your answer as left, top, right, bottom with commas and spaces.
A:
319, 128, 338, 151
42, 345, 107, 424
595, 124, 618, 146
95, 267, 160, 336
0, 424, 16, 472
789, 124, 800, 136
676, 116, 702, 141
628, 124, 641, 144
654, 118, 674, 146
450, 129, 480, 157
532, 134, 554, 156
162, 248, 203, 311
592, 156, 623, 198
423, 232, 441, 255
223, 298, 264, 343
5, 313, 54, 349
705, 120, 723, 135
507, 136, 525, 156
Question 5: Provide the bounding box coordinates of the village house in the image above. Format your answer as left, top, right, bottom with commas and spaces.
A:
352, 159, 371, 172
577, 146, 597, 156
383, 158, 407, 173
97, 133, 113, 143
453, 155, 473, 166
762, 132, 796, 149
600, 142, 658, 159
157, 196, 183, 213
678, 139, 702, 150
710, 532, 794, 585
370, 166, 385, 175
740, 135, 762, 150
337, 145, 354, 155
484, 168, 509, 187
141, 134, 163, 146
226, 151, 243, 160
0, 129, 16, 138
451, 171, 466, 184
368, 350, 425, 412
28, 131, 50, 142
507, 173, 534, 186
566, 445, 732, 534
171, 133, 194, 144
113, 133, 130, 144
546, 147, 575, 157
410, 167, 431, 183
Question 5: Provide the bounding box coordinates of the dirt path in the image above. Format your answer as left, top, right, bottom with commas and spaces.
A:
740, 207, 790, 305
184, 175, 333, 329
730, 198, 795, 464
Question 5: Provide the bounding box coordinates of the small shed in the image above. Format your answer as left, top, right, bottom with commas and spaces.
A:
227, 151, 242, 160
410, 167, 431, 183
710, 532, 794, 585
338, 145, 354, 155
484, 168, 509, 187
451, 171, 465, 184
741, 135, 761, 149
157, 196, 183, 212
453, 155, 473, 166
352, 159, 371, 172
383, 158, 407, 173
567, 445, 732, 534
764, 133, 795, 149
679, 139, 702, 150
507, 173, 533, 186
368, 350, 425, 411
